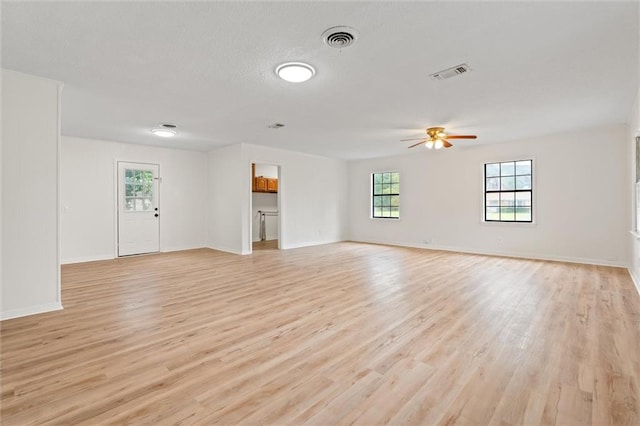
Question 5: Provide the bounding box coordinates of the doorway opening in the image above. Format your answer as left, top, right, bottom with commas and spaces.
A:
251, 162, 280, 252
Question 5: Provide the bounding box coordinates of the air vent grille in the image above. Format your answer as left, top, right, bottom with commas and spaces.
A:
322, 26, 359, 49
429, 63, 472, 81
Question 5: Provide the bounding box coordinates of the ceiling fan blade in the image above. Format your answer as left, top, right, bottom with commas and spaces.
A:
408, 141, 426, 148
445, 135, 477, 139
442, 140, 453, 148
401, 137, 429, 142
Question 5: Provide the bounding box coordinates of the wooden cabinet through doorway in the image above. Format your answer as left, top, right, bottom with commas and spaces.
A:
255, 176, 267, 192
252, 163, 278, 193
266, 178, 278, 192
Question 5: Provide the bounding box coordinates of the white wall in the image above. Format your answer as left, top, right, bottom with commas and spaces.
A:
207, 143, 348, 254
207, 144, 245, 253
348, 124, 629, 266
254, 163, 278, 179
627, 88, 640, 291
2, 70, 62, 320
252, 192, 278, 241
61, 136, 208, 263
242, 144, 348, 253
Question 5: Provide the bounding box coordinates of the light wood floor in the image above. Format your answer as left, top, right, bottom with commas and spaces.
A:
1, 243, 639, 425
252, 239, 279, 251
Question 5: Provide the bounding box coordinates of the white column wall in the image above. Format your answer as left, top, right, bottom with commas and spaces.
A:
2, 70, 62, 320
627, 88, 640, 293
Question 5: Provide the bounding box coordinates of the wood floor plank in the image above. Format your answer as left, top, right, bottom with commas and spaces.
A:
1, 243, 639, 425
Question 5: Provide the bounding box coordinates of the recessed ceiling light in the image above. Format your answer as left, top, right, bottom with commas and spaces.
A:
151, 128, 176, 137
276, 62, 315, 83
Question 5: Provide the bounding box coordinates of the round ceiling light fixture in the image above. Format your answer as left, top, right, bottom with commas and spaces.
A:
151, 128, 176, 137
276, 62, 316, 83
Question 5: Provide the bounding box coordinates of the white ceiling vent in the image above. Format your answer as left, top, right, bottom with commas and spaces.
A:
322, 26, 359, 49
429, 63, 472, 81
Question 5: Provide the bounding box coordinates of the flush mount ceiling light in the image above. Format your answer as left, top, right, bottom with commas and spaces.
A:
151, 128, 176, 137
151, 123, 177, 137
276, 62, 315, 83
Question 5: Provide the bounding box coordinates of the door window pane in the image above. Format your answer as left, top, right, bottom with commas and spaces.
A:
124, 169, 155, 212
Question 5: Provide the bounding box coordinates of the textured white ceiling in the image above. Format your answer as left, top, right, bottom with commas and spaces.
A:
2, 1, 638, 159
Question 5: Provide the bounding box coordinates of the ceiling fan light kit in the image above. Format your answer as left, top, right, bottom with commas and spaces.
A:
403, 126, 477, 150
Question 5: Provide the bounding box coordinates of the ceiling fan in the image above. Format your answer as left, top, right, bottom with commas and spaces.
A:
402, 127, 477, 149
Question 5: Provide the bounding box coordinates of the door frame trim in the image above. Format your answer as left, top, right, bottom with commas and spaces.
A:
114, 159, 162, 258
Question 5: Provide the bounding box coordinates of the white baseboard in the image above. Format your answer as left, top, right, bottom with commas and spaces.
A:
350, 238, 627, 268
628, 267, 640, 296
206, 244, 244, 255
61, 254, 114, 265
1, 301, 63, 321
62, 246, 207, 264
161, 245, 206, 253
281, 239, 344, 250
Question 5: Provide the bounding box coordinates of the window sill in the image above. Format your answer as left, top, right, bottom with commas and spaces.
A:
480, 220, 537, 228
630, 230, 640, 239
370, 217, 401, 221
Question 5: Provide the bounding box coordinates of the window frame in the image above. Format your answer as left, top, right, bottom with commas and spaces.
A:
371, 171, 400, 219
483, 159, 533, 223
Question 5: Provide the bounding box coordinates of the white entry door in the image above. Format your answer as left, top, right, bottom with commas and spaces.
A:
117, 162, 160, 256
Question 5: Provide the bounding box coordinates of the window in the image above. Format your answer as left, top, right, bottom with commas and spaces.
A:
372, 172, 400, 219
124, 169, 154, 212
484, 160, 532, 222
